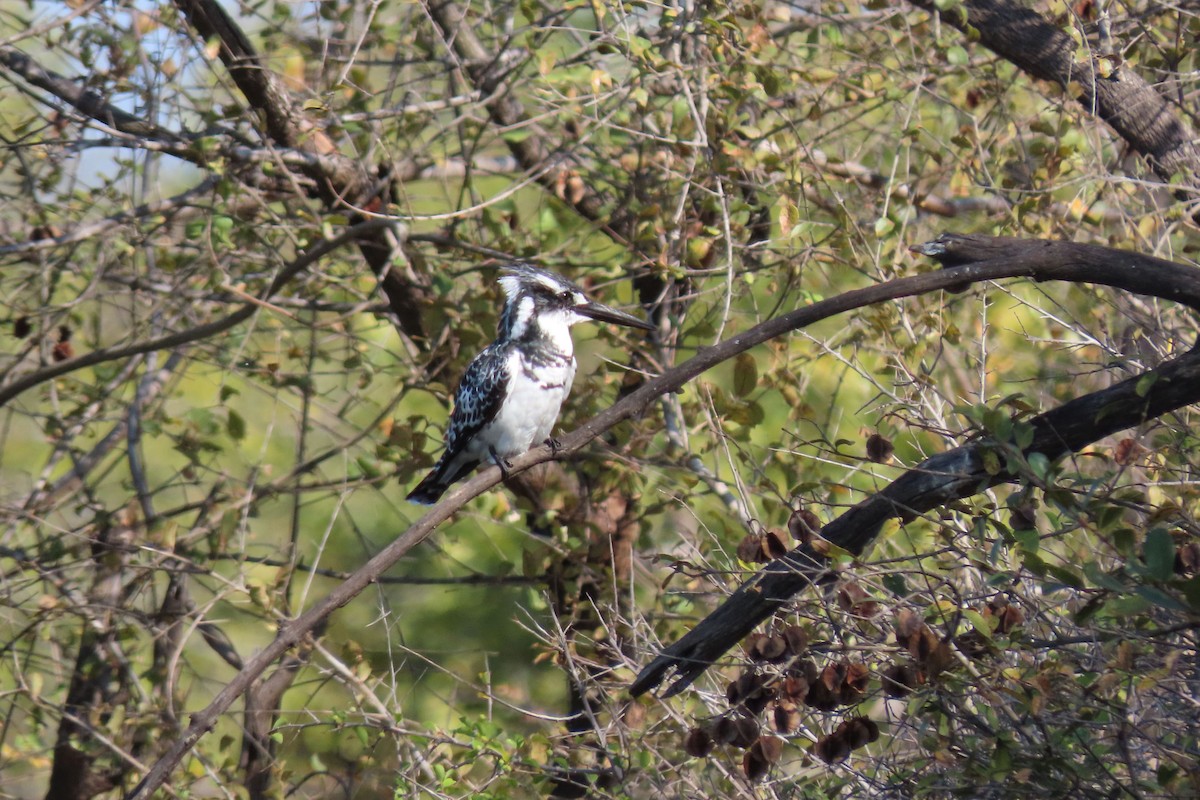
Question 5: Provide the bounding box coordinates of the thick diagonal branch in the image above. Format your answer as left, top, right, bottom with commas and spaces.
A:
631, 343, 1200, 696
172, 0, 429, 338
907, 0, 1200, 196
629, 232, 1200, 695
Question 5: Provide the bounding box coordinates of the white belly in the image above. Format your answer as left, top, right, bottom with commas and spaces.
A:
473, 351, 576, 461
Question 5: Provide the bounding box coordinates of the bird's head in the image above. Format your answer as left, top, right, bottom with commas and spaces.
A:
496, 264, 653, 342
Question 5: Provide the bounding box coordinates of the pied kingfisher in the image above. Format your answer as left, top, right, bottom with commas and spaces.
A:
406, 264, 653, 504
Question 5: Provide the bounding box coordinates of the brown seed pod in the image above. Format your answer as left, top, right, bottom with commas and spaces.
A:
762, 529, 788, 560
742, 744, 769, 781
804, 676, 838, 711
881, 663, 918, 698
1113, 437, 1144, 466
781, 673, 810, 703
727, 671, 763, 706
713, 717, 739, 745
813, 732, 851, 764
788, 507, 822, 543
755, 735, 784, 763
986, 599, 1025, 634
744, 633, 768, 662
865, 432, 894, 463
772, 701, 801, 734
781, 625, 808, 656
842, 662, 870, 703
737, 534, 767, 563
1176, 541, 1200, 576
842, 717, 879, 750
755, 634, 788, 663
726, 716, 760, 749
684, 726, 714, 758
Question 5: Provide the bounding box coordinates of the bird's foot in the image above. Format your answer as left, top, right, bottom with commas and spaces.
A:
544, 436, 563, 454
489, 446, 514, 478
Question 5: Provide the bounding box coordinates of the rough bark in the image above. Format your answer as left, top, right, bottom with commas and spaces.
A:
240, 649, 310, 799
172, 0, 431, 341
45, 516, 137, 800
907, 0, 1200, 199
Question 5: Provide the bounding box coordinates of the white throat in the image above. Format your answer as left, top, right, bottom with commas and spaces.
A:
532, 308, 580, 355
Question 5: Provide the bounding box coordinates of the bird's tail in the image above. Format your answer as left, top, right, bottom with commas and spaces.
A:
405, 457, 477, 505
406, 468, 449, 505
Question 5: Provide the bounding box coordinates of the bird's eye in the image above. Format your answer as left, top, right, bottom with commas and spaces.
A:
559, 291, 574, 302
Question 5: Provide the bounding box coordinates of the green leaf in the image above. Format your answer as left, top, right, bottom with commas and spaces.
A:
1084, 562, 1127, 592
356, 457, 381, 479
1143, 527, 1176, 582
1026, 452, 1050, 481
1180, 575, 1200, 611
883, 573, 908, 597
1135, 585, 1189, 613
1044, 564, 1084, 589
1014, 528, 1039, 554
963, 608, 993, 640
732, 353, 757, 398
1112, 527, 1137, 557
226, 409, 246, 441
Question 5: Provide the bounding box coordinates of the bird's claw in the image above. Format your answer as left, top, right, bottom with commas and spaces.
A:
489, 446, 513, 479
544, 436, 563, 454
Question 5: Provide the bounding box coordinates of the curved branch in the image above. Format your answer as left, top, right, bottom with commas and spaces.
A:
629, 233, 1200, 696
125, 233, 1200, 796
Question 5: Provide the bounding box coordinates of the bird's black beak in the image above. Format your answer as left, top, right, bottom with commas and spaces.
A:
577, 300, 655, 331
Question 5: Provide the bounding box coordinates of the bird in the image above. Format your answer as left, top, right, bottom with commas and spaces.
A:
406, 264, 653, 505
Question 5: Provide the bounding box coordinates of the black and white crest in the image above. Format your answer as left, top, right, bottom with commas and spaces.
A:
406, 264, 653, 504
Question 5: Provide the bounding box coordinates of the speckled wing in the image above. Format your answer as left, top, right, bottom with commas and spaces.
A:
444, 343, 510, 457
406, 343, 511, 504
